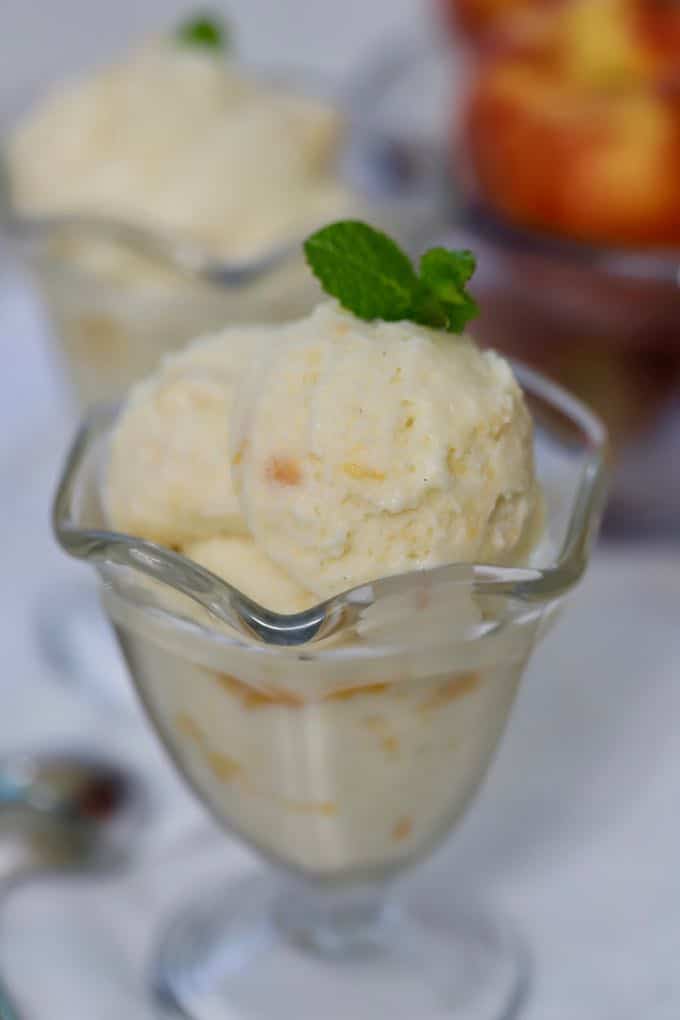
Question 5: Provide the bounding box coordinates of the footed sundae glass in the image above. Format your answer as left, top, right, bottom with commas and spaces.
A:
53, 363, 607, 1020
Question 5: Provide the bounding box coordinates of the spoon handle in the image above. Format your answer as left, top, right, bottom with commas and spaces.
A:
0, 981, 20, 1020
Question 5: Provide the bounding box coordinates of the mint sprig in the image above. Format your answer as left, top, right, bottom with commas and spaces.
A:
304, 221, 478, 334
176, 12, 227, 50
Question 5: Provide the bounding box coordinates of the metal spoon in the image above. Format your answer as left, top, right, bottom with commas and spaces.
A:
0, 751, 145, 1019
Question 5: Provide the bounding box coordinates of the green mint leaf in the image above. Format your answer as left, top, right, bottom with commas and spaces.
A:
418, 248, 479, 332
410, 284, 451, 331
439, 292, 480, 333
304, 221, 419, 322
303, 220, 479, 334
420, 248, 476, 294
176, 13, 227, 50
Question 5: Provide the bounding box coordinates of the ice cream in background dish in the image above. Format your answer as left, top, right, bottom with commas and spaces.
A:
103, 222, 545, 875
4, 15, 357, 406
8, 31, 349, 260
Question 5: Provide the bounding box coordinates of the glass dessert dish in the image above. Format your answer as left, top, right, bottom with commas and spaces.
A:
53, 362, 607, 1020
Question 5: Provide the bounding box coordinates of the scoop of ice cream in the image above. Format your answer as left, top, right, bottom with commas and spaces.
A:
107, 327, 271, 544
9, 41, 349, 259
231, 303, 540, 599
107, 302, 541, 610
183, 536, 315, 614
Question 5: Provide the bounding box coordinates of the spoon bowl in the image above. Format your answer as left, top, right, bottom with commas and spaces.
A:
0, 751, 145, 881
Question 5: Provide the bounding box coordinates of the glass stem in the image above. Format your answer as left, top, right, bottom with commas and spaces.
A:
274, 878, 397, 958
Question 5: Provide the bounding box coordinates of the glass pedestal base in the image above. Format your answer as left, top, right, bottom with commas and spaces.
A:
155, 874, 528, 1020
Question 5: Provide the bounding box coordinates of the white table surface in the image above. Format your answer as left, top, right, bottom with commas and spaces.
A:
1, 2, 680, 1017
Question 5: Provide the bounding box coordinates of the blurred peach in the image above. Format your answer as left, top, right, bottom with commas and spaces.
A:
461, 0, 680, 244
485, 0, 680, 76
436, 0, 563, 44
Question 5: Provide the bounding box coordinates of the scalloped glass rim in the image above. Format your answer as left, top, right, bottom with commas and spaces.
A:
52, 360, 609, 653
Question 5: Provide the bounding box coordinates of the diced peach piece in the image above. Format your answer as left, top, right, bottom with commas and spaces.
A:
266, 455, 303, 487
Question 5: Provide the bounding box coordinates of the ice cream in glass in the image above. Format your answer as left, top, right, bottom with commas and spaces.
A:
54, 222, 608, 1019
4, 14, 356, 405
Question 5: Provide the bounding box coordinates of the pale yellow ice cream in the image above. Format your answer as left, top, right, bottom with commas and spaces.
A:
107, 301, 540, 608
184, 536, 314, 614
8, 40, 349, 259
107, 328, 264, 544
231, 303, 540, 600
